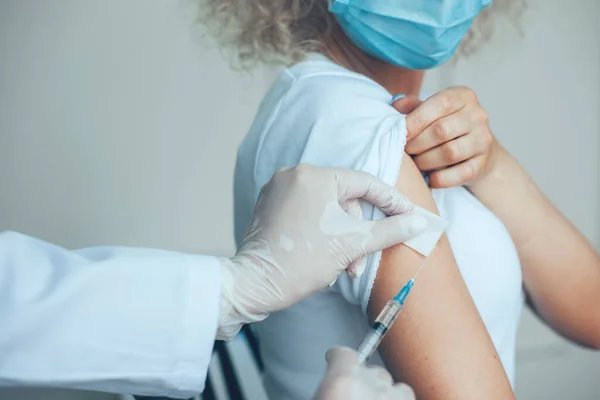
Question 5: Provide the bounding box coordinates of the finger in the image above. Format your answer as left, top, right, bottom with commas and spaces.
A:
405, 89, 466, 142
428, 155, 487, 188
388, 383, 416, 400
341, 199, 363, 219
413, 134, 478, 172
341, 199, 367, 279
325, 346, 359, 374
335, 169, 414, 215
346, 257, 367, 279
392, 95, 423, 115
405, 109, 472, 155
361, 213, 428, 255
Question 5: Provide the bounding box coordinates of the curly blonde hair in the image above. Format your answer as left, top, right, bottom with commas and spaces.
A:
197, 0, 526, 67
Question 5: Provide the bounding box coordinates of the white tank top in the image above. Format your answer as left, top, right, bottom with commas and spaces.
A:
234, 54, 524, 400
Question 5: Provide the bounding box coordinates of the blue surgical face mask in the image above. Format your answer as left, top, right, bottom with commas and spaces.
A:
329, 0, 492, 70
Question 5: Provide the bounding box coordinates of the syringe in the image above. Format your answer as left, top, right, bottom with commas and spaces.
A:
356, 258, 428, 364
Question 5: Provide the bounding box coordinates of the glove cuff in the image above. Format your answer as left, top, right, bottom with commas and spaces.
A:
217, 257, 269, 340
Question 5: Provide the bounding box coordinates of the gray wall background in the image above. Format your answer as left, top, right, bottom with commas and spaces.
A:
1, 0, 598, 399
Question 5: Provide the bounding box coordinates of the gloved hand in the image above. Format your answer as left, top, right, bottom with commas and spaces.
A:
217, 164, 428, 340
314, 347, 416, 400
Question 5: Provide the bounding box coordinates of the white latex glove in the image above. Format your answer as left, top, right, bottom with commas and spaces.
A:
314, 347, 416, 400
218, 164, 428, 340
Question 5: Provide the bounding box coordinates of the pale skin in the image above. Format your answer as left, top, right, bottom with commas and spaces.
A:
324, 21, 600, 399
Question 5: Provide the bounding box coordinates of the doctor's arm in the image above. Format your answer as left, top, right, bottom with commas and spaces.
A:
0, 231, 220, 398
369, 155, 516, 400
0, 165, 426, 398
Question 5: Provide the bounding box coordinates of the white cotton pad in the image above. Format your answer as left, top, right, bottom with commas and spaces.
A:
402, 205, 448, 257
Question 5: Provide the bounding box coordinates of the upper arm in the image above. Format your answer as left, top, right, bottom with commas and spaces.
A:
369, 155, 515, 399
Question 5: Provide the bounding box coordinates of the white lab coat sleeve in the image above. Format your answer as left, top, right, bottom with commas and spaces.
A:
0, 231, 222, 399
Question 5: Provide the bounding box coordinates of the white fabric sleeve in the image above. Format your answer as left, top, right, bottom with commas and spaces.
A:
0, 231, 220, 399
328, 118, 447, 313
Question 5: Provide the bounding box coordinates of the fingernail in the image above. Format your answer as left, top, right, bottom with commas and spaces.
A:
389, 193, 414, 214
408, 215, 428, 234
391, 94, 406, 103
400, 198, 415, 213
346, 267, 357, 279
346, 264, 356, 280
354, 259, 367, 278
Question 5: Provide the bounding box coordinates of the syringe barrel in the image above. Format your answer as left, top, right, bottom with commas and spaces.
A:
357, 300, 402, 363
374, 299, 403, 326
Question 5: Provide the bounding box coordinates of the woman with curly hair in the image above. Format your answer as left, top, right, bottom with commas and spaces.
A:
200, 1, 600, 399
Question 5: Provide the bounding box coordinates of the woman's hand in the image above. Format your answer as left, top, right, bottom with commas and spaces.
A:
393, 87, 498, 188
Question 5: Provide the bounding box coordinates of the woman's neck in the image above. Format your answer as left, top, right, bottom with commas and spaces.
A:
323, 25, 424, 97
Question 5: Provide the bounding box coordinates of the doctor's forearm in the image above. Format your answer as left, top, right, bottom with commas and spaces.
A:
467, 145, 600, 349
0, 232, 219, 397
